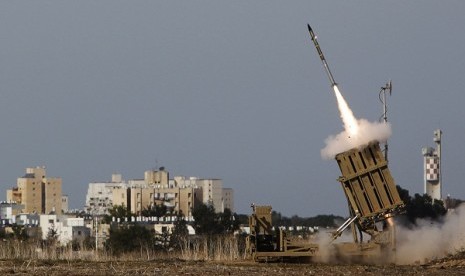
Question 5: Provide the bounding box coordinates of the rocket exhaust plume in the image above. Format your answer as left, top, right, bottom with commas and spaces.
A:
307, 24, 392, 158
333, 85, 358, 138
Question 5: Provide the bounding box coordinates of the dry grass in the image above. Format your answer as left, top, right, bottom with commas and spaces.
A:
0, 235, 246, 262
179, 235, 245, 261
2, 239, 465, 275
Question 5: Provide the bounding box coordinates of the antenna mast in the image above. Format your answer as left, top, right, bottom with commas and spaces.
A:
380, 80, 392, 162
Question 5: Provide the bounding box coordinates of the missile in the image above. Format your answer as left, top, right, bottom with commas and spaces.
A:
307, 24, 337, 87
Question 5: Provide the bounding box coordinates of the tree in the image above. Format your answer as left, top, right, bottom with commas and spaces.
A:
192, 203, 241, 235
106, 224, 153, 254
102, 204, 134, 223
170, 211, 189, 250
270, 210, 341, 229
396, 185, 447, 226
271, 210, 283, 227
141, 203, 168, 217
218, 208, 240, 234
45, 226, 59, 245
192, 203, 218, 235
234, 213, 249, 225
11, 225, 28, 241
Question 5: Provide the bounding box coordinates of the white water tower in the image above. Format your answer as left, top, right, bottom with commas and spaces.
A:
422, 129, 442, 201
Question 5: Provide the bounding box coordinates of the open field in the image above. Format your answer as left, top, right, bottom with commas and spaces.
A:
1, 237, 465, 275
0, 257, 465, 276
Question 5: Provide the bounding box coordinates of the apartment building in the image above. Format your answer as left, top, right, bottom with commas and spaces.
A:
86, 168, 234, 217
6, 167, 62, 215
0, 202, 24, 224
173, 176, 225, 213
39, 214, 89, 245
111, 171, 203, 217
85, 173, 127, 215
222, 188, 234, 212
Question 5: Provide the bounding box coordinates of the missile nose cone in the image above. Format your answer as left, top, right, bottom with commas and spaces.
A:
307, 24, 316, 40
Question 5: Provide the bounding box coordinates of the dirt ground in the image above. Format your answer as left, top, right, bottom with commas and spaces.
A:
1, 256, 465, 276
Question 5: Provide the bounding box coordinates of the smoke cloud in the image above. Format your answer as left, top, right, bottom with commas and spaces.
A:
321, 119, 392, 159
395, 205, 465, 264
321, 86, 392, 159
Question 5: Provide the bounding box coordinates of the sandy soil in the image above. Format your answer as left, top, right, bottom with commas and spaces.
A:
0, 257, 465, 276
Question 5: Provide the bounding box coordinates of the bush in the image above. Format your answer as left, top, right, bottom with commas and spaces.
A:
192, 203, 240, 235
397, 185, 447, 226
105, 224, 154, 255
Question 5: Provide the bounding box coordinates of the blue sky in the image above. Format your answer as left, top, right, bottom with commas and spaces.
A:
1, 1, 465, 216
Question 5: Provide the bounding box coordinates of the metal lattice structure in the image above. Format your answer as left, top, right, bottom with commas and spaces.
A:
335, 142, 404, 232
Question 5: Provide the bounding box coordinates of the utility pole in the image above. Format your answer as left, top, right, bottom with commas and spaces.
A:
95, 215, 98, 251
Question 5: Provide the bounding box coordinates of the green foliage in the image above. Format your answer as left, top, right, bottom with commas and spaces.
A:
102, 204, 134, 224
192, 203, 217, 235
141, 203, 168, 217
397, 185, 447, 226
192, 203, 240, 235
170, 212, 189, 250
109, 204, 134, 218
270, 210, 342, 228
233, 213, 249, 225
47, 226, 59, 241
106, 224, 154, 255
218, 208, 240, 234
11, 225, 29, 241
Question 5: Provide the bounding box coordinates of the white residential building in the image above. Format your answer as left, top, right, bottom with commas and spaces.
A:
15, 213, 40, 226
85, 174, 127, 215
85, 170, 234, 216
39, 214, 64, 241
0, 202, 24, 224
39, 214, 88, 245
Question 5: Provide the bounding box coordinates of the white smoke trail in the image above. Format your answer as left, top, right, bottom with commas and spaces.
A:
333, 85, 358, 137
395, 205, 465, 264
321, 86, 392, 159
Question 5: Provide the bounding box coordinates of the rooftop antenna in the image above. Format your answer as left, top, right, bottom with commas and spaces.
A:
379, 80, 392, 162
